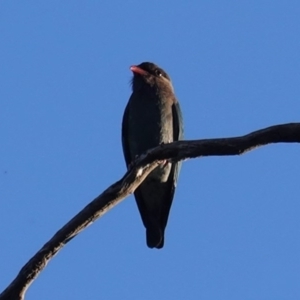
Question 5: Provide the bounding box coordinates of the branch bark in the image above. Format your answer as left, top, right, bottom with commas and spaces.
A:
1, 122, 299, 300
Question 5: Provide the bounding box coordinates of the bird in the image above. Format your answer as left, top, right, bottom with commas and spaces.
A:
122, 62, 183, 249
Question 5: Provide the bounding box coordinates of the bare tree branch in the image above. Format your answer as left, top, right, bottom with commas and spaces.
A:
1, 122, 299, 300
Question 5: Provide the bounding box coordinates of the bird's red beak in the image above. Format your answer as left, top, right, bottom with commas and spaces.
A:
130, 65, 148, 76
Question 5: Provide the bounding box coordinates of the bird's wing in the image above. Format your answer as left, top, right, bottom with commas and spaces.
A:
171, 99, 184, 184
159, 99, 184, 232
121, 102, 132, 168
173, 100, 184, 139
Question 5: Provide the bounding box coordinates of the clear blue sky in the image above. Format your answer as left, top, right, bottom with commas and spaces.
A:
1, 1, 300, 299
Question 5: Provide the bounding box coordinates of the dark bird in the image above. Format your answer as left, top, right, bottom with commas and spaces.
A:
122, 62, 183, 248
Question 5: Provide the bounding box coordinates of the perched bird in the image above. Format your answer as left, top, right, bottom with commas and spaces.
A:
122, 62, 183, 249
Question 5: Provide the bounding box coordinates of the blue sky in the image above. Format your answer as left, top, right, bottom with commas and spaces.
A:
1, 1, 300, 299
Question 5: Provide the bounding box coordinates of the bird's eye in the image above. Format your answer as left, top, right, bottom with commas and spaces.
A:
154, 69, 162, 77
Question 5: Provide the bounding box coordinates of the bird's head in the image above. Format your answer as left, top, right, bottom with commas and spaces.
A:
130, 62, 174, 93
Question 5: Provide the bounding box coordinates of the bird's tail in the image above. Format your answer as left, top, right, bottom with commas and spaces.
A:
146, 227, 164, 249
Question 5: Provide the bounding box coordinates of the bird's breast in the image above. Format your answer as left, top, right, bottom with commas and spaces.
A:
127, 92, 174, 159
